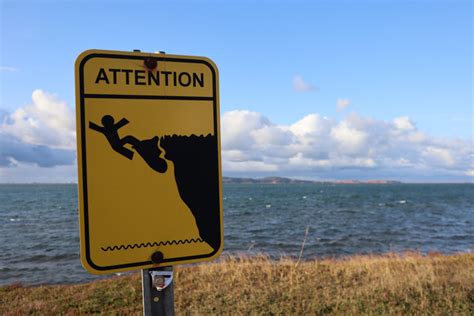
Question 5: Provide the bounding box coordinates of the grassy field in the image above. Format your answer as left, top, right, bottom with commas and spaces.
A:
1, 252, 473, 315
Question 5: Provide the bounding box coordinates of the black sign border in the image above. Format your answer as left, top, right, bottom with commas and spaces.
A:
78, 52, 221, 272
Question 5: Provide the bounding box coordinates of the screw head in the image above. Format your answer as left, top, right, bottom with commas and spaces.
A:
144, 58, 158, 70
151, 251, 164, 264
153, 275, 166, 289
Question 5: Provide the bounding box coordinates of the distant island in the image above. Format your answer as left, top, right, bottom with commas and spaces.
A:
222, 176, 402, 184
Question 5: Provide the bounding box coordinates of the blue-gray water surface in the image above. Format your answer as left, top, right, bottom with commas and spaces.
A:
0, 183, 472, 285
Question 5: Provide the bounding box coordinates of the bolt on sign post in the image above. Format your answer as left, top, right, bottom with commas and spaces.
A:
74, 49, 224, 275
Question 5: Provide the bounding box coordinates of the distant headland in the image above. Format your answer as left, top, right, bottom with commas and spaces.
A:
223, 176, 402, 184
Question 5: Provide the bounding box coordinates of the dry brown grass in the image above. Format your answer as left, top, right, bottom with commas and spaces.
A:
1, 252, 473, 315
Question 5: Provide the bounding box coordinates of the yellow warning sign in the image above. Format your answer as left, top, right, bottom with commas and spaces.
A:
75, 49, 223, 274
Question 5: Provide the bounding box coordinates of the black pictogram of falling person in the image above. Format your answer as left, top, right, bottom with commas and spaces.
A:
89, 114, 221, 251
89, 115, 167, 173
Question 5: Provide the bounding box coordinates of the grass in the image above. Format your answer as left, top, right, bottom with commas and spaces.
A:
1, 252, 473, 315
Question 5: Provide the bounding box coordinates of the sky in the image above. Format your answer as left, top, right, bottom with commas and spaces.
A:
0, 0, 472, 183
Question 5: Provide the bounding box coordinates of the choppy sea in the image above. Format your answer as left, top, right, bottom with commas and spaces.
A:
0, 183, 472, 285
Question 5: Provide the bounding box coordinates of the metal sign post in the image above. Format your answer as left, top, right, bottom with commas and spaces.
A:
142, 266, 175, 316
74, 49, 224, 314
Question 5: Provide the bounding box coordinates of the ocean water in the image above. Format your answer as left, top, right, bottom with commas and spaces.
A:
0, 183, 472, 285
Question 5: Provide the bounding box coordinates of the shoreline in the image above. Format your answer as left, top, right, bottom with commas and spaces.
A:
2, 180, 474, 185
1, 252, 473, 314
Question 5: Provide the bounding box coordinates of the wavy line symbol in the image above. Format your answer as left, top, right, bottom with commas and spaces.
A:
101, 238, 204, 252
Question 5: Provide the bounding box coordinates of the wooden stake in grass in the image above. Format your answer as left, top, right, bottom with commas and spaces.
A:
295, 225, 310, 268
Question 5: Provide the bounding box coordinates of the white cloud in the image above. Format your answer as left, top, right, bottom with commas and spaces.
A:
222, 160, 279, 172
290, 114, 333, 137
221, 110, 473, 180
0, 162, 76, 183
0, 136, 75, 167
251, 126, 292, 147
0, 66, 18, 72
221, 110, 271, 150
336, 99, 350, 111
393, 116, 416, 131
422, 146, 455, 167
2, 90, 473, 182
331, 121, 368, 155
293, 75, 317, 92
1, 90, 76, 150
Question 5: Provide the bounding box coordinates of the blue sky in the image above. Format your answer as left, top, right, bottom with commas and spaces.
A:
0, 0, 472, 182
